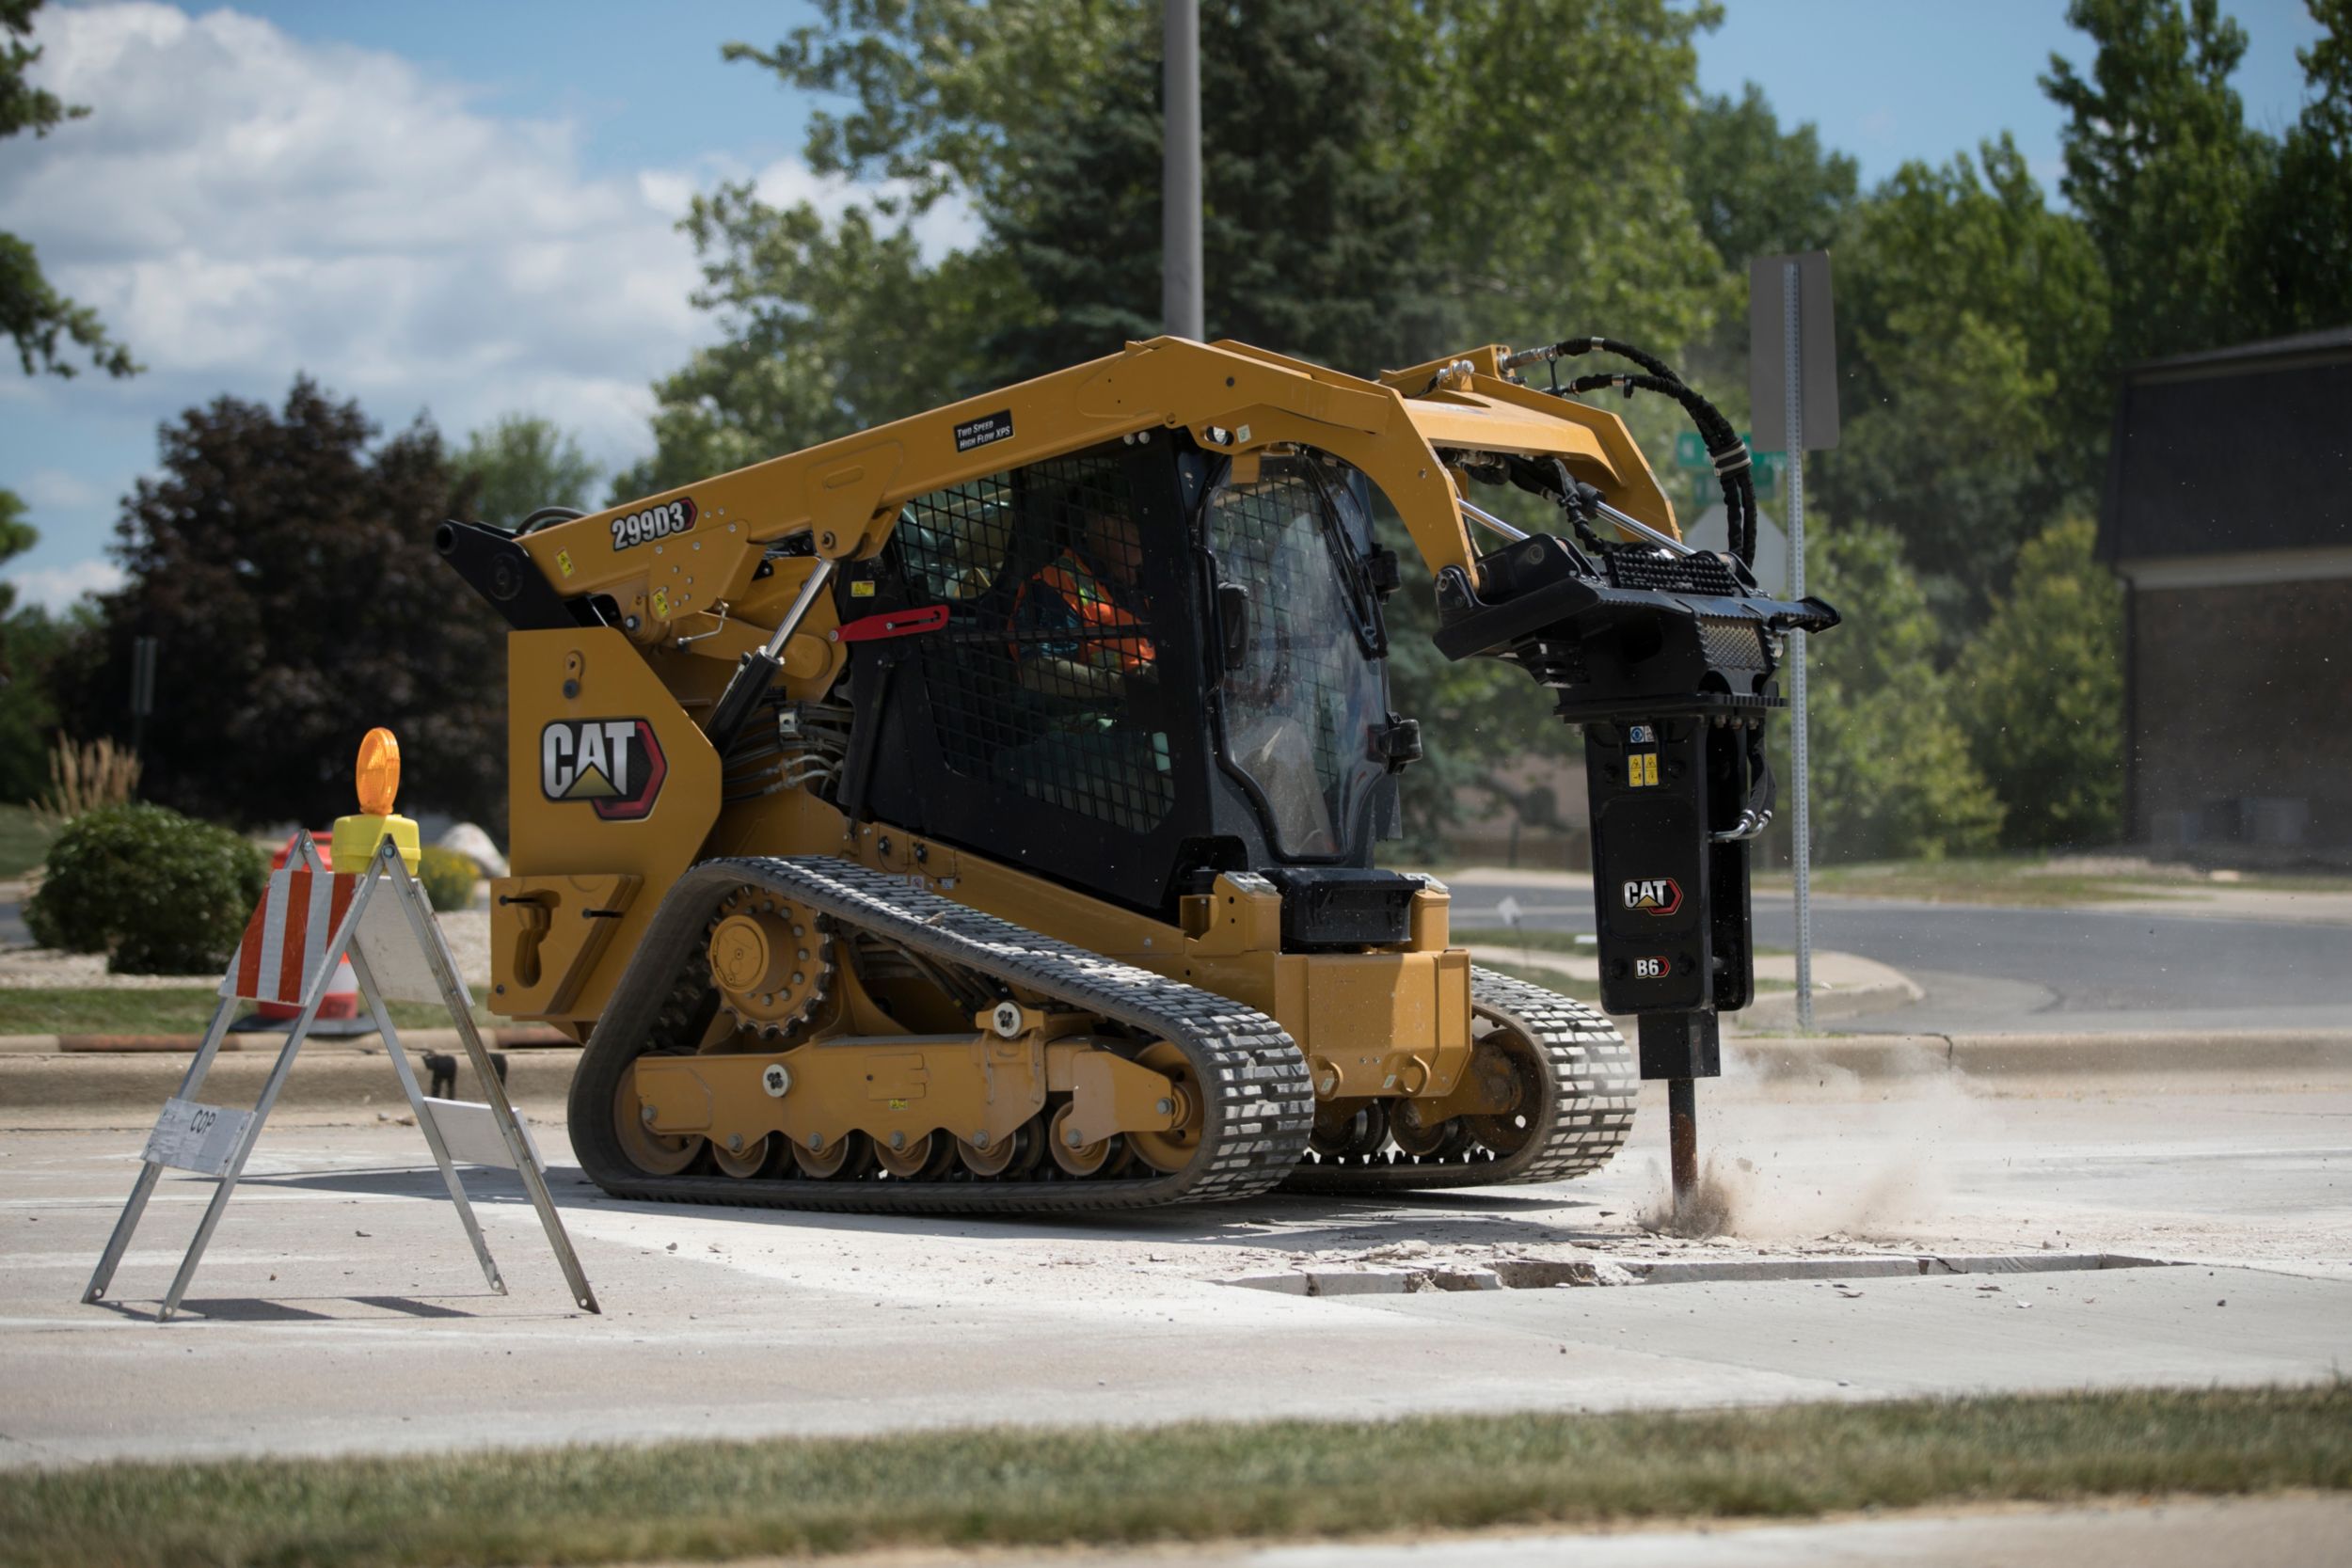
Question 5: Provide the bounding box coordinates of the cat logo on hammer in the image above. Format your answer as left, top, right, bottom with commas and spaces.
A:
541, 719, 667, 821
1621, 877, 1683, 916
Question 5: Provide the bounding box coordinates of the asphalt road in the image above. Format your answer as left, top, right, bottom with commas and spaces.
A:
1448, 878, 2352, 1034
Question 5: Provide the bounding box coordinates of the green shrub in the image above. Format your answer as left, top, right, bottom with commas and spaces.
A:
415, 844, 479, 912
25, 803, 268, 974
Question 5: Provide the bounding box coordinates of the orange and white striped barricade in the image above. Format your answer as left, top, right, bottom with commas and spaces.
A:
83, 832, 597, 1322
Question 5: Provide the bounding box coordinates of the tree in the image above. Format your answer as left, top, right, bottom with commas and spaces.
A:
58, 379, 506, 831
1815, 138, 2110, 618
731, 0, 1132, 216
0, 485, 72, 800
1681, 83, 1858, 276
984, 0, 1451, 382
1803, 521, 2005, 862
2041, 0, 2268, 364
456, 415, 599, 531
1953, 516, 2123, 848
2242, 0, 2352, 333
2, 0, 135, 377
1385, 0, 1724, 356
612, 198, 1019, 501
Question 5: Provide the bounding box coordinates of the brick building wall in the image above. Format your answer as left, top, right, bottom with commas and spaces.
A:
2126, 576, 2352, 855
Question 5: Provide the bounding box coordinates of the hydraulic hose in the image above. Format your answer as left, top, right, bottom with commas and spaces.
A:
1504, 338, 1757, 566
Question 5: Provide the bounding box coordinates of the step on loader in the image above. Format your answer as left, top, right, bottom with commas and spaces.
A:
440, 337, 1836, 1212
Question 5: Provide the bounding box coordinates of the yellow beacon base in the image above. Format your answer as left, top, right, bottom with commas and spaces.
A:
332, 812, 421, 874
335, 728, 421, 872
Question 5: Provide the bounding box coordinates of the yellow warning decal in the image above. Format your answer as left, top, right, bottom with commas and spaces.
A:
1629, 752, 1660, 787
650, 586, 670, 619
556, 548, 576, 579
850, 579, 877, 597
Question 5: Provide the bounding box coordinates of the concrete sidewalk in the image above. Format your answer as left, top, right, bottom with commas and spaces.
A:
4, 1077, 2345, 1467
1041, 1497, 2352, 1568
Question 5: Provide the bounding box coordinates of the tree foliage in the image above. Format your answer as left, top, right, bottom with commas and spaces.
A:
1, 0, 135, 378
1818, 138, 2109, 612
456, 415, 598, 531
2042, 0, 2352, 360
985, 0, 1449, 382
58, 380, 505, 831
610, 200, 1017, 501
1804, 522, 2004, 862
1681, 84, 1858, 273
0, 485, 74, 800
1953, 516, 2123, 848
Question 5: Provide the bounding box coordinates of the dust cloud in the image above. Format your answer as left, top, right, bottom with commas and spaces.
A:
1638, 1045, 1992, 1243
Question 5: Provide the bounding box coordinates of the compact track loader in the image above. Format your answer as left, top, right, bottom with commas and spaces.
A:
440, 336, 1835, 1212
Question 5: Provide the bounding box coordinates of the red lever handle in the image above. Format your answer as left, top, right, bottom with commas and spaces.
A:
828, 603, 950, 643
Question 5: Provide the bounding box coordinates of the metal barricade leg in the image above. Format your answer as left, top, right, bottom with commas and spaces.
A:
154, 877, 381, 1323
345, 942, 506, 1295
379, 842, 599, 1314
83, 995, 241, 1305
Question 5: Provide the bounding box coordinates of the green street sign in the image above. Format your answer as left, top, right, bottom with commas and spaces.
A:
1674, 431, 1708, 468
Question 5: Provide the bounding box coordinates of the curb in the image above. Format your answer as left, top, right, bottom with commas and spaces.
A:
1731, 1028, 2352, 1082
0, 1043, 583, 1115
0, 1027, 572, 1055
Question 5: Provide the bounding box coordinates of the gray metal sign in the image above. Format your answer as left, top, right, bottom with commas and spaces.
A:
1748, 251, 1841, 452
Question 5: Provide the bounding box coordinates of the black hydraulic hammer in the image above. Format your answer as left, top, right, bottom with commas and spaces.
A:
1434, 522, 1836, 1208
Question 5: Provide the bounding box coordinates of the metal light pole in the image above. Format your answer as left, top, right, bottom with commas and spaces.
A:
1162, 0, 1203, 340
1749, 252, 1838, 1034
1781, 261, 1813, 1031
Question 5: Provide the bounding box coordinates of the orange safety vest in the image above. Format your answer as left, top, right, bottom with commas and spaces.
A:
1009, 550, 1156, 672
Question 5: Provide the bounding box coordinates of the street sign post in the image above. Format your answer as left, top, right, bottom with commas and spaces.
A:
1748, 252, 1838, 1031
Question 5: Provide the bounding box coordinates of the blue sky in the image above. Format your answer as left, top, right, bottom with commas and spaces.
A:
0, 0, 2330, 610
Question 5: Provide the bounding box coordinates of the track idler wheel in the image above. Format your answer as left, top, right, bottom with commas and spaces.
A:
1391, 1098, 1470, 1160
958, 1116, 1043, 1178
613, 1071, 703, 1176
875, 1130, 955, 1180
1462, 1027, 1543, 1159
1048, 1101, 1128, 1177
710, 1132, 775, 1179
1125, 1041, 1203, 1174
1311, 1098, 1390, 1158
791, 1130, 876, 1180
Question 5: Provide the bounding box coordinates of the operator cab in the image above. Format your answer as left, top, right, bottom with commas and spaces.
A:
840, 432, 1421, 929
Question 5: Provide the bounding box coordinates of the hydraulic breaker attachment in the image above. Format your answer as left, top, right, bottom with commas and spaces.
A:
1434, 492, 1836, 1202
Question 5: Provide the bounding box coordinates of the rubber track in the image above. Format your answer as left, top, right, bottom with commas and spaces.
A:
569, 856, 1314, 1213
1279, 965, 1635, 1193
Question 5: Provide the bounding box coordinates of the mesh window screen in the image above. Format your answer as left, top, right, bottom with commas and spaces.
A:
890, 451, 1175, 835
1208, 459, 1389, 858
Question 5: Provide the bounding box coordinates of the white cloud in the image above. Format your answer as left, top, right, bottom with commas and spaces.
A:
0, 3, 707, 461
4, 4, 976, 453
24, 469, 103, 510
6, 559, 124, 610
0, 3, 976, 591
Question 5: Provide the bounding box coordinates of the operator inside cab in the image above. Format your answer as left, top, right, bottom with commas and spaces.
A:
1007, 502, 1157, 704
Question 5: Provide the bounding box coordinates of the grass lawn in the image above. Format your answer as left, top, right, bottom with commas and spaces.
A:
1, 1385, 2344, 1568
0, 802, 58, 879
0, 986, 495, 1036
